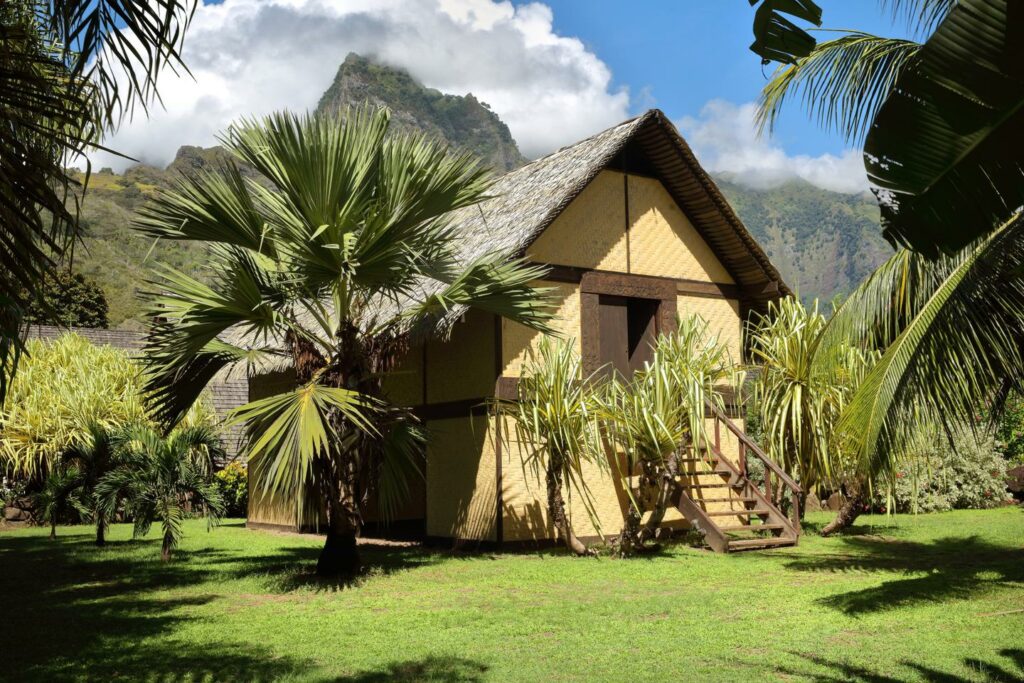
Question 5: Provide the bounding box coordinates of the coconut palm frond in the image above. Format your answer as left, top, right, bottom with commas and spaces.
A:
757, 32, 921, 145
837, 212, 1024, 477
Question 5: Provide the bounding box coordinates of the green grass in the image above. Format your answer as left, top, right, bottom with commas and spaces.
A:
1, 509, 1022, 682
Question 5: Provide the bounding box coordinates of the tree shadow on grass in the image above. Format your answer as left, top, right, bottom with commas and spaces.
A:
779, 648, 1024, 682
0, 532, 448, 680
336, 656, 489, 682
782, 534, 1024, 615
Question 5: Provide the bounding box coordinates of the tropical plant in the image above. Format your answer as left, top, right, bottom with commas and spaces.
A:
815, 215, 1024, 526
60, 422, 121, 545
214, 461, 249, 517
597, 316, 735, 555
33, 466, 84, 539
0, 0, 194, 401
135, 106, 554, 576
495, 337, 604, 556
23, 270, 109, 329
97, 424, 224, 561
0, 334, 147, 478
748, 297, 875, 513
750, 1, 1024, 533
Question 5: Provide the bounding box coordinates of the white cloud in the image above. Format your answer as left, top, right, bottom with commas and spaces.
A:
678, 100, 869, 194
89, 0, 630, 171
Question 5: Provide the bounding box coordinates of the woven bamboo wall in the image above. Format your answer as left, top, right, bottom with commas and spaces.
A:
426, 415, 497, 541
497, 171, 748, 543
426, 309, 496, 403
627, 175, 735, 283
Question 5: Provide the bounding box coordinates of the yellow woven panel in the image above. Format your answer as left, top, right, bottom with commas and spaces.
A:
382, 345, 423, 407
426, 415, 497, 541
627, 175, 735, 283
501, 282, 581, 378
427, 309, 496, 403
529, 170, 627, 271
676, 295, 743, 361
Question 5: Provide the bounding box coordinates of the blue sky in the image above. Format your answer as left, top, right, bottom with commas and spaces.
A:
541, 0, 908, 158
94, 0, 910, 193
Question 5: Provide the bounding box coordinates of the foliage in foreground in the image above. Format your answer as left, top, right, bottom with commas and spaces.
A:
22, 270, 109, 329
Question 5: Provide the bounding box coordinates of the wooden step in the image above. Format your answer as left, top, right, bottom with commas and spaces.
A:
679, 481, 743, 489
719, 523, 785, 532
727, 537, 795, 551
697, 496, 757, 504
704, 509, 770, 517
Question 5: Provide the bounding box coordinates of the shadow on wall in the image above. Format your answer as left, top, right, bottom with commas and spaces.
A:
782, 533, 1024, 615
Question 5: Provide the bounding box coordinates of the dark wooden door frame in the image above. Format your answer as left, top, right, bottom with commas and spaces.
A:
579, 271, 677, 376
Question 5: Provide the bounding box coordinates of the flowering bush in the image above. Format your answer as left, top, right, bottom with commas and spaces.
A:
214, 461, 248, 517
882, 429, 1012, 513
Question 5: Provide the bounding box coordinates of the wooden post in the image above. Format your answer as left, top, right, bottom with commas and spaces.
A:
791, 489, 801, 533
714, 416, 720, 456
738, 441, 746, 477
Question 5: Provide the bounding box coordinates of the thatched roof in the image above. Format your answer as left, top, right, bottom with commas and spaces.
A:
443, 108, 789, 306
223, 109, 787, 368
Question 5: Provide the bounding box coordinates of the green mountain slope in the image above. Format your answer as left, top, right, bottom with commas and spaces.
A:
69, 54, 890, 327
318, 53, 526, 172
715, 176, 893, 305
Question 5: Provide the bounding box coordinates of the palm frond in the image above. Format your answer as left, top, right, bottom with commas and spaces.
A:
864, 0, 1024, 256
757, 32, 920, 145
837, 212, 1024, 476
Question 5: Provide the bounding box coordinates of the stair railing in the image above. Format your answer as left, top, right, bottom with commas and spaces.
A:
705, 400, 801, 533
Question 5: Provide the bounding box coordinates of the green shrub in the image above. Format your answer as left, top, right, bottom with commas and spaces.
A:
882, 429, 1012, 513
214, 461, 248, 517
0, 334, 147, 478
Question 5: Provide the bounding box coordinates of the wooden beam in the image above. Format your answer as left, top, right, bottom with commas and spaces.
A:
529, 261, 749, 300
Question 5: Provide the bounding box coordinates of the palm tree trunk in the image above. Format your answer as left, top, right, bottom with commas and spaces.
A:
821, 477, 866, 536
95, 519, 105, 546
318, 504, 361, 577
49, 521, 56, 539
161, 532, 173, 561
546, 461, 590, 556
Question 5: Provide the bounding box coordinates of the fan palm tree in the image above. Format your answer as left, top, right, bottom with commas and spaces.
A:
597, 316, 734, 555
135, 106, 554, 576
748, 297, 875, 516
495, 337, 605, 556
97, 424, 224, 561
1, 0, 193, 401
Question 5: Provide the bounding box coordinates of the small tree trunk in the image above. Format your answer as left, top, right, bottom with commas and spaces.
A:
639, 453, 680, 543
50, 521, 57, 540
546, 462, 590, 556
95, 515, 106, 547
617, 501, 643, 557
821, 478, 865, 536
161, 533, 173, 562
318, 478, 362, 577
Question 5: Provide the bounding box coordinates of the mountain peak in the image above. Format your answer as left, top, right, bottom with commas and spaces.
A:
317, 53, 526, 172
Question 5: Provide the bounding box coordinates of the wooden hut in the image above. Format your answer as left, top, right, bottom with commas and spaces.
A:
247, 109, 800, 552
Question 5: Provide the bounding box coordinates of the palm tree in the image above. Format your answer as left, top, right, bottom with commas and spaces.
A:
748, 297, 875, 519
33, 466, 82, 539
61, 422, 120, 545
496, 337, 605, 556
749, 1, 1024, 533
1, 0, 193, 400
597, 316, 734, 555
98, 425, 224, 561
135, 106, 554, 576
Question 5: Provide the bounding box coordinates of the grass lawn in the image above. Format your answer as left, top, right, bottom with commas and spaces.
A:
1, 508, 1022, 682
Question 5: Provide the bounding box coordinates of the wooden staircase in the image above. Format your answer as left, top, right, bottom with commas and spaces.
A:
671, 402, 800, 553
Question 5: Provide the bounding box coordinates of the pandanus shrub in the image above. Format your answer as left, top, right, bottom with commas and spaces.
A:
496, 337, 605, 556
597, 316, 735, 556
